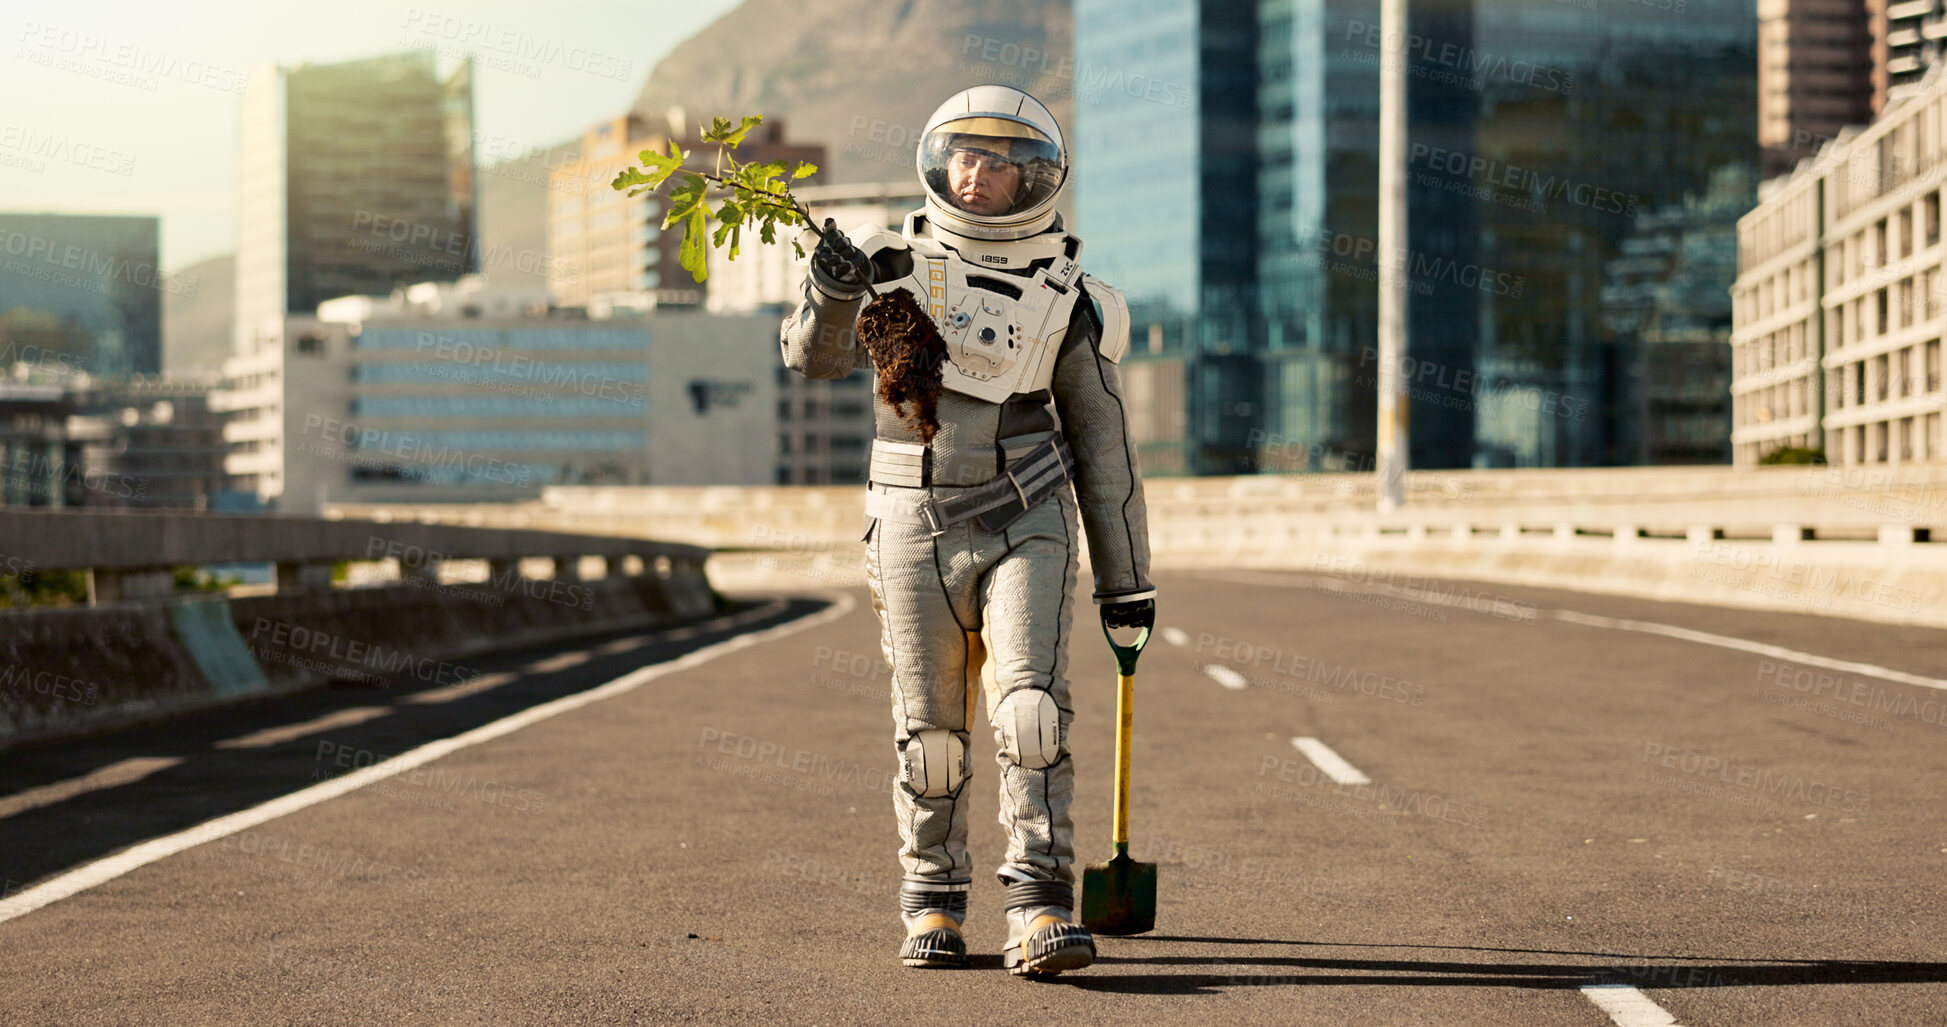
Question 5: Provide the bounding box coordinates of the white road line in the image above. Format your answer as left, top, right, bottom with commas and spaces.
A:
596, 636, 649, 655
524, 651, 590, 674
1580, 984, 1681, 1026
1160, 627, 1190, 647
0, 591, 857, 927
399, 672, 519, 706
1203, 664, 1248, 690
1291, 737, 1371, 785
662, 627, 699, 641
1192, 570, 1947, 691
0, 758, 183, 820
1547, 609, 1947, 692
214, 707, 392, 750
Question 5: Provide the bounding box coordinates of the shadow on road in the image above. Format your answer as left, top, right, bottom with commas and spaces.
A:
1053, 935, 1947, 995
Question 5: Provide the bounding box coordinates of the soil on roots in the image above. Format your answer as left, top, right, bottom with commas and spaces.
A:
858, 290, 949, 443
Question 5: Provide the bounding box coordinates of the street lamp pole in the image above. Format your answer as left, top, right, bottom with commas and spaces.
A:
1376, 0, 1409, 512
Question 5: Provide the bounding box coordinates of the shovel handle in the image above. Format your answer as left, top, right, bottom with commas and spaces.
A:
1101, 617, 1148, 853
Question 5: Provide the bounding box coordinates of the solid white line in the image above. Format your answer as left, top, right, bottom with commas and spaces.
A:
1547, 609, 1947, 692
1203, 664, 1248, 690
595, 636, 649, 655
524, 651, 591, 673
399, 672, 520, 706
1160, 627, 1190, 647
1291, 737, 1371, 785
1580, 984, 1681, 1026
1192, 570, 1947, 692
0, 592, 856, 927
0, 758, 184, 820
213, 707, 391, 749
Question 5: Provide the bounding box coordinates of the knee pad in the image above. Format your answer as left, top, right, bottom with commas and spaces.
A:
994, 689, 1063, 770
900, 729, 968, 798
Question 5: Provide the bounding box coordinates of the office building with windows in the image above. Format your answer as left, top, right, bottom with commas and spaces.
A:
215, 278, 778, 511
1733, 62, 1947, 467
235, 52, 476, 359
0, 213, 163, 376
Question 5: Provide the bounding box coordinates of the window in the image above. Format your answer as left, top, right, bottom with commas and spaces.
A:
1927, 191, 1940, 246
1900, 278, 1914, 328
1878, 289, 1890, 336
1901, 208, 1914, 258
1877, 219, 1889, 267
1928, 339, 1941, 392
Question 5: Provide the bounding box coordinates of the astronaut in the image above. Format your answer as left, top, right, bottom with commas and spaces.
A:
779, 85, 1154, 977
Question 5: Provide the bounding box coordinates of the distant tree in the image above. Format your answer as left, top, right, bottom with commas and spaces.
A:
1759, 446, 1826, 465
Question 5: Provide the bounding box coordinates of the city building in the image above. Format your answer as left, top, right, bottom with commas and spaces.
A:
1758, 0, 1877, 178
1733, 61, 1947, 467
0, 381, 76, 506
235, 52, 476, 359
215, 277, 779, 512
1878, 0, 1940, 100
547, 111, 823, 313
0, 213, 163, 376
1602, 165, 1754, 465
66, 378, 238, 510
1076, 0, 1758, 474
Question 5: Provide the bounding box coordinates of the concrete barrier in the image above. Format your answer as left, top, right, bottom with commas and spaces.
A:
326, 464, 1947, 628
0, 510, 716, 748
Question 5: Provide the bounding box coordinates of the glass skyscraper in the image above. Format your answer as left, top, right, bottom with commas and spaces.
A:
1076, 0, 1758, 472
0, 213, 163, 376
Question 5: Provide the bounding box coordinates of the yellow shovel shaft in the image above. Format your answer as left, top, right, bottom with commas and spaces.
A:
1113, 670, 1134, 848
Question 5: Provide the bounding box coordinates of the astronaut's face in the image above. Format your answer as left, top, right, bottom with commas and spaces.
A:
945, 138, 1024, 216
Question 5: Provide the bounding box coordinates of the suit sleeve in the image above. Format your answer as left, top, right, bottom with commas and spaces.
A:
779, 276, 874, 380
1049, 294, 1155, 603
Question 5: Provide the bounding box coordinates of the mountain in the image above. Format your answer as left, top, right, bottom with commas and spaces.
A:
161, 254, 234, 377
630, 0, 1074, 186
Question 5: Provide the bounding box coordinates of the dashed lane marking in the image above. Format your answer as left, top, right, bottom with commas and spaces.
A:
1291, 737, 1371, 786
214, 707, 392, 749
0, 593, 855, 927
400, 672, 519, 705
524, 651, 590, 673
596, 636, 650, 655
1203, 664, 1248, 690
1580, 984, 1681, 1026
0, 758, 184, 821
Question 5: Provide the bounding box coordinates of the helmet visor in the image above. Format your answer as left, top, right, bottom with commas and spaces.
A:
919, 117, 1063, 220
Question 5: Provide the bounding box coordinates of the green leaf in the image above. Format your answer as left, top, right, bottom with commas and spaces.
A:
611, 141, 687, 195
679, 206, 710, 282
663, 174, 705, 229
792, 162, 818, 180
702, 114, 764, 148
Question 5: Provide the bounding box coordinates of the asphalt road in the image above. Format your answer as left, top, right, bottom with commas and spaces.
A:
2, 571, 1943, 1026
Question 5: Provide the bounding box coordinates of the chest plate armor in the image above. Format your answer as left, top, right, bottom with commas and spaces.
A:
877, 233, 1087, 405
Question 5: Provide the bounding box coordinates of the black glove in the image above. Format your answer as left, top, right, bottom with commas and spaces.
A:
809, 218, 871, 295
1100, 598, 1155, 630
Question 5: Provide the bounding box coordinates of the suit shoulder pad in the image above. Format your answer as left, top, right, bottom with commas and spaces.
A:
1079, 275, 1130, 364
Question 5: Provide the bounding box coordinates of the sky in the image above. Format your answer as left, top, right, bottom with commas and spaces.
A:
0, 0, 743, 271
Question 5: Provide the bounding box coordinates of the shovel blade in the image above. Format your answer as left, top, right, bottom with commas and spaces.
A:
1080, 853, 1157, 935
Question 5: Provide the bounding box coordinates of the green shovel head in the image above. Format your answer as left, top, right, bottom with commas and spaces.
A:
1080, 851, 1157, 936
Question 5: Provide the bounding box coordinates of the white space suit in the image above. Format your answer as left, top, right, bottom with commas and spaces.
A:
779, 85, 1153, 976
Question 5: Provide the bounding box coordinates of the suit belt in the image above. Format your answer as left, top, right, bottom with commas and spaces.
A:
864, 436, 1073, 537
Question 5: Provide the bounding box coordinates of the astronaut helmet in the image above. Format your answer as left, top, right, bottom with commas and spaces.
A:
916, 85, 1067, 242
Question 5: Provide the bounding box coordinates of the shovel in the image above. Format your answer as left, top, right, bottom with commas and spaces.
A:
1080, 608, 1156, 935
